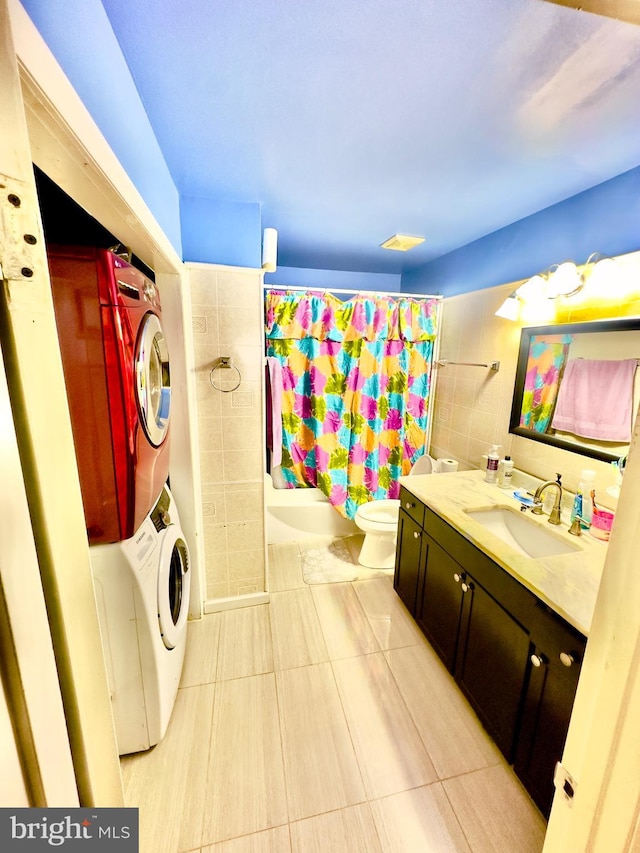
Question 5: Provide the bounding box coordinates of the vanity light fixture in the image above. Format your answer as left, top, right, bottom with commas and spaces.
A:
495, 253, 613, 320
495, 291, 520, 320
546, 261, 585, 299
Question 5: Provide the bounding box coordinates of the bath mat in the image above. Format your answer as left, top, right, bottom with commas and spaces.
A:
300, 535, 394, 584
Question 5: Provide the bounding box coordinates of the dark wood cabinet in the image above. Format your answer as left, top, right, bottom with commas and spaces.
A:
456, 574, 530, 760
393, 509, 424, 617
415, 531, 465, 672
515, 603, 586, 817
393, 485, 587, 816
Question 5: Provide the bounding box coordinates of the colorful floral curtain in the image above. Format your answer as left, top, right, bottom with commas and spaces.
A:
519, 334, 573, 433
265, 290, 438, 519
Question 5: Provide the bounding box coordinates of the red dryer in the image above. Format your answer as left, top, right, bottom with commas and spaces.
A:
48, 245, 171, 544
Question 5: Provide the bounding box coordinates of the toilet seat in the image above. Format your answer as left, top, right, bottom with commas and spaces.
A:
353, 456, 438, 569
355, 499, 400, 528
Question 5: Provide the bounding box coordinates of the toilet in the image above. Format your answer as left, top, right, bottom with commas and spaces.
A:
354, 455, 438, 569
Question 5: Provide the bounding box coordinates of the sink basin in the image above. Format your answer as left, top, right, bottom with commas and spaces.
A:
466, 508, 582, 558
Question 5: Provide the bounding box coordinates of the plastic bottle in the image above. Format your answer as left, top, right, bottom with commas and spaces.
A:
578, 469, 596, 529
497, 455, 514, 489
485, 445, 501, 484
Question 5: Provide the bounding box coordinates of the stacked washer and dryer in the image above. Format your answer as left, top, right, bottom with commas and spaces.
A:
48, 245, 190, 755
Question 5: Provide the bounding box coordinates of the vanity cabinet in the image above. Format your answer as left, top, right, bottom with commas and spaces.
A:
393, 494, 425, 617
394, 485, 586, 815
515, 602, 586, 816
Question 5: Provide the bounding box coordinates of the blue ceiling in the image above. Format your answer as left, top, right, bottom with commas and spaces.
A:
30, 1, 640, 276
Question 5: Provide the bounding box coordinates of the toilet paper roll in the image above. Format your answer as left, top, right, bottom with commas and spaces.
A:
437, 458, 459, 473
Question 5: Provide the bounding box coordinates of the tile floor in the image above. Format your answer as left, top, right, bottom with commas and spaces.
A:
121, 540, 547, 852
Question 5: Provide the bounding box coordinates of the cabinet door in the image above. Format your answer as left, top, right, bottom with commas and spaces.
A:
393, 510, 424, 616
515, 617, 586, 816
416, 532, 465, 672
455, 577, 530, 761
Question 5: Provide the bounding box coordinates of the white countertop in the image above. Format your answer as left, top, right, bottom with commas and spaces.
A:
399, 469, 608, 636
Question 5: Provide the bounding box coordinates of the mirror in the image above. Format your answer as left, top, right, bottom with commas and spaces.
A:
509, 318, 640, 463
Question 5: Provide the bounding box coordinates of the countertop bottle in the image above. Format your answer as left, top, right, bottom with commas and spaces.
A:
498, 455, 514, 489
578, 469, 596, 529
485, 445, 501, 484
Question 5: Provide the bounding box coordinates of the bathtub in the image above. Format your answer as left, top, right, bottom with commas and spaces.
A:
264, 473, 357, 544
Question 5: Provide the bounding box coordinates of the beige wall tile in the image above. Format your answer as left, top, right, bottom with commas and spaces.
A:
195, 376, 223, 419
189, 267, 218, 306
225, 486, 263, 522
199, 450, 225, 486
203, 522, 228, 556
201, 489, 226, 523
218, 306, 262, 348
222, 416, 263, 451
430, 282, 628, 486
201, 674, 288, 845
276, 663, 366, 820
190, 305, 220, 345
206, 580, 230, 599
290, 804, 382, 853
228, 549, 265, 583
332, 653, 438, 798
223, 448, 266, 483
227, 520, 265, 553
221, 379, 262, 414
199, 416, 223, 451
232, 578, 264, 596
188, 264, 266, 602
216, 269, 263, 304
449, 404, 472, 436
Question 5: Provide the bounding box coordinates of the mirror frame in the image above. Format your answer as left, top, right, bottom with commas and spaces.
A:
509, 317, 640, 463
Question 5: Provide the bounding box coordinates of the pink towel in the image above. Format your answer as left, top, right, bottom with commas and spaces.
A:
551, 358, 637, 441
266, 357, 284, 467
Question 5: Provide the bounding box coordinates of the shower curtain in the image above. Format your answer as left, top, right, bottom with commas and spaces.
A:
265, 289, 438, 519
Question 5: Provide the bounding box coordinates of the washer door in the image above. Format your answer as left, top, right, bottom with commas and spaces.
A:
157, 526, 190, 650
136, 312, 171, 447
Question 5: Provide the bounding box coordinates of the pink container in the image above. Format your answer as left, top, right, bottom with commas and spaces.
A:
591, 508, 615, 541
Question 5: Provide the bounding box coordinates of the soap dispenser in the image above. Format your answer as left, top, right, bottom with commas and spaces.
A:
485, 445, 501, 484
498, 455, 514, 490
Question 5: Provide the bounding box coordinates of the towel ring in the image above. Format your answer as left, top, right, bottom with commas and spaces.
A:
209, 357, 241, 392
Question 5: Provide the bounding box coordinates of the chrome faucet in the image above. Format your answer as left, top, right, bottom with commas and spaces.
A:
531, 474, 563, 525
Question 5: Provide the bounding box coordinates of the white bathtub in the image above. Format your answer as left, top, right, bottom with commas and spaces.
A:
265, 474, 357, 544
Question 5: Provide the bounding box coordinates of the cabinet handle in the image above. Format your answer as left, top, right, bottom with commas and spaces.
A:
453, 573, 462, 583
461, 582, 470, 593
405, 501, 415, 509
413, 531, 421, 539
530, 654, 546, 668
560, 652, 575, 668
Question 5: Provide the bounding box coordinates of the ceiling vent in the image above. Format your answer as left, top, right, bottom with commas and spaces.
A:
380, 234, 425, 252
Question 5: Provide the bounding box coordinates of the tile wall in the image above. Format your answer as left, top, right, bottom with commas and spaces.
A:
187, 264, 266, 600
430, 260, 640, 508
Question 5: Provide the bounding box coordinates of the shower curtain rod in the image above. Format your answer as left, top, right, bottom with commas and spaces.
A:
262, 283, 441, 300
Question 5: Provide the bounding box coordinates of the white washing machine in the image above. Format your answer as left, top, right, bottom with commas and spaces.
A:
90, 485, 191, 755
